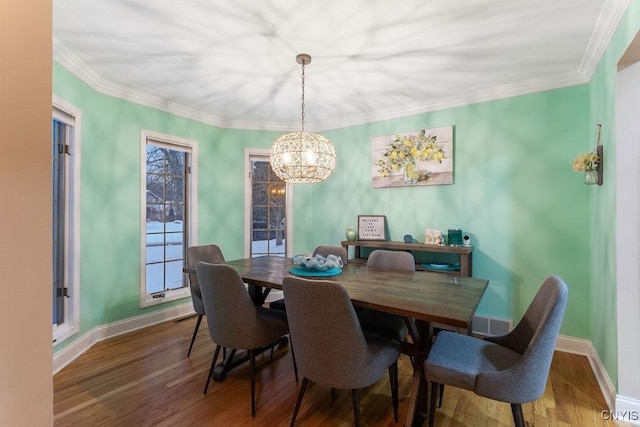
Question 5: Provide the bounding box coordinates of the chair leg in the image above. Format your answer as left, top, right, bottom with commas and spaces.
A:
250, 349, 256, 417
289, 335, 298, 383
203, 344, 221, 394
511, 403, 525, 427
290, 377, 309, 427
438, 384, 444, 408
187, 314, 202, 357
331, 388, 337, 401
388, 361, 399, 423
429, 382, 439, 427
351, 389, 362, 427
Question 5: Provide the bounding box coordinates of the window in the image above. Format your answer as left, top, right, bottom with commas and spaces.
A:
244, 150, 292, 258
52, 97, 81, 345
141, 131, 197, 307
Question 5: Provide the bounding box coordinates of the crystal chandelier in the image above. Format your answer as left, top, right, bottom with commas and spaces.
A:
270, 54, 336, 183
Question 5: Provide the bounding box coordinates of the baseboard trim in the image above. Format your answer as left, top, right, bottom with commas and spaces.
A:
53, 302, 194, 375
556, 335, 617, 411
615, 396, 640, 425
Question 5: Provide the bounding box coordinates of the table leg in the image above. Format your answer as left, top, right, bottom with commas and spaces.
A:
248, 284, 273, 306
403, 319, 433, 427
210, 336, 289, 382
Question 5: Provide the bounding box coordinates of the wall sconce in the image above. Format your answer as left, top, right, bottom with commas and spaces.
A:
593, 143, 603, 186
573, 124, 603, 185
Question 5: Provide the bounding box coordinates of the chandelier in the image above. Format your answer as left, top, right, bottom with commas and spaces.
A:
270, 54, 336, 183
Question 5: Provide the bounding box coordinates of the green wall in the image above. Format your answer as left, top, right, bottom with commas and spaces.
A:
587, 0, 640, 391
53, 63, 281, 353
299, 87, 592, 337
53, 34, 615, 358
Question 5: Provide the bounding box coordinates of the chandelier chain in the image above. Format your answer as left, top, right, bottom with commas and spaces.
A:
301, 61, 306, 132
269, 53, 336, 183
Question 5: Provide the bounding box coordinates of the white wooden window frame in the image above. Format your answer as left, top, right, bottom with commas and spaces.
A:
52, 96, 82, 346
140, 130, 198, 308
243, 148, 293, 258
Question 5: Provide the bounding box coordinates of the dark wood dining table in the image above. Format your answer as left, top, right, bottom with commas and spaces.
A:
187, 256, 489, 426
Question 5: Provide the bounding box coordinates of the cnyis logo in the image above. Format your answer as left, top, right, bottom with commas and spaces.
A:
601, 410, 639, 421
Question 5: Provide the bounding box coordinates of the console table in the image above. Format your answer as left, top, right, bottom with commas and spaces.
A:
341, 240, 473, 277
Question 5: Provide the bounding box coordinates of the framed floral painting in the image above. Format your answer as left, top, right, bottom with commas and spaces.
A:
371, 126, 454, 188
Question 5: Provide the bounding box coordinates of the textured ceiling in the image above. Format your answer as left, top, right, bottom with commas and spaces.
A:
53, 0, 629, 131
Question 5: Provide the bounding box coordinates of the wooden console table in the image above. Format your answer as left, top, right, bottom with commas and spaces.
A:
341, 240, 473, 277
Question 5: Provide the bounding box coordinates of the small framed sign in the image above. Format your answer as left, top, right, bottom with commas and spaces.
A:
358, 215, 387, 240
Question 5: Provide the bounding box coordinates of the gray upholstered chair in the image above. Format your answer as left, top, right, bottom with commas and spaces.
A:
367, 249, 415, 270
196, 262, 293, 417
357, 250, 414, 341
185, 244, 225, 357
269, 245, 348, 312
282, 276, 400, 426
424, 275, 568, 427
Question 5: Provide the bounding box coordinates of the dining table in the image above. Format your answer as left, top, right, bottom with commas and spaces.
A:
187, 255, 489, 427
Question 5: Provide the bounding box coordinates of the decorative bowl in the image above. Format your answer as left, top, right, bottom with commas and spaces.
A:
291, 253, 343, 272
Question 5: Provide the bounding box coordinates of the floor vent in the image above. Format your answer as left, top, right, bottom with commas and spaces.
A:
472, 315, 513, 336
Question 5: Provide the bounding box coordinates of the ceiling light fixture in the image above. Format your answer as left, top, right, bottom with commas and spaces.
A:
270, 54, 336, 183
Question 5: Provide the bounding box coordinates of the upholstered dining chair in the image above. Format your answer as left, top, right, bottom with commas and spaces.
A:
196, 262, 295, 417
282, 276, 400, 426
366, 249, 415, 270
185, 244, 225, 357
269, 245, 348, 312
424, 275, 568, 427
357, 250, 415, 342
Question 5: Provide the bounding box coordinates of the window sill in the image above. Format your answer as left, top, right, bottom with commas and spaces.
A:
140, 287, 190, 308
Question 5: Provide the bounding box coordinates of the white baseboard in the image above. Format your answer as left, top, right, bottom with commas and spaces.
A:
53, 302, 194, 375
553, 337, 640, 424
556, 336, 640, 424
556, 335, 618, 411
615, 396, 640, 425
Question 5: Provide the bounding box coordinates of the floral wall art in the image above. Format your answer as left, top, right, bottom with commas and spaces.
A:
371, 125, 454, 188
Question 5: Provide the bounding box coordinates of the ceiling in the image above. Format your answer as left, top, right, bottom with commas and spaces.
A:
53, 0, 630, 131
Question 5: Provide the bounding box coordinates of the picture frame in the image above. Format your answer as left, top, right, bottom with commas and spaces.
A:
358, 215, 387, 240
371, 125, 454, 188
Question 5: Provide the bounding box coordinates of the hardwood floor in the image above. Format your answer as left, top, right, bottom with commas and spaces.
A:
54, 315, 626, 426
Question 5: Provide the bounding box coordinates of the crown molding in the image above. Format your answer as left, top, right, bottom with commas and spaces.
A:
53, 38, 103, 89
53, 0, 630, 133
577, 0, 631, 81
53, 38, 243, 129
53, 38, 588, 132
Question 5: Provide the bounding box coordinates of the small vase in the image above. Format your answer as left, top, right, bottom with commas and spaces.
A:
345, 229, 357, 242
584, 169, 598, 185
403, 161, 418, 184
